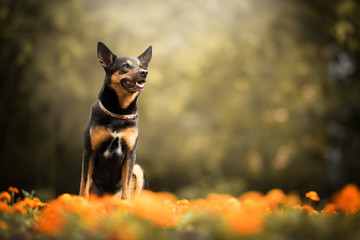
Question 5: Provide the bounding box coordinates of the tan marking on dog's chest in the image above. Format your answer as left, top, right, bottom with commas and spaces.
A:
90, 126, 112, 151
90, 126, 138, 151
110, 72, 140, 109
117, 127, 138, 150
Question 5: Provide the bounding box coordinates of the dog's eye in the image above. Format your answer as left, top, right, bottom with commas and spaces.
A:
140, 64, 144, 69
123, 63, 131, 69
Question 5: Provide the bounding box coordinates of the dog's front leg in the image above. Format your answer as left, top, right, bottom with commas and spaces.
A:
121, 158, 131, 200
79, 151, 95, 198
121, 153, 135, 200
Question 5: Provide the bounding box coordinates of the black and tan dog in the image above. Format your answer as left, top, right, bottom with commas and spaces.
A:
80, 42, 151, 199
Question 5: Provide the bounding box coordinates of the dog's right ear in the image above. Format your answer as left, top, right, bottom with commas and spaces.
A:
97, 42, 115, 68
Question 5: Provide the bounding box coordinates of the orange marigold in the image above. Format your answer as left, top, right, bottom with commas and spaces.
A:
0, 202, 10, 213
239, 191, 269, 214
322, 203, 338, 215
227, 215, 263, 235
0, 191, 11, 203
37, 203, 67, 236
133, 191, 178, 227
8, 187, 19, 194
226, 202, 263, 235
206, 193, 234, 214
32, 198, 45, 208
300, 204, 319, 215
332, 184, 360, 214
177, 199, 190, 209
224, 198, 241, 213
12, 203, 26, 214
305, 191, 320, 201
266, 189, 287, 209
21, 198, 36, 208
0, 220, 8, 230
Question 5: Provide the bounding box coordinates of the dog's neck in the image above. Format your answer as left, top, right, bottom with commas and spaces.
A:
98, 84, 139, 115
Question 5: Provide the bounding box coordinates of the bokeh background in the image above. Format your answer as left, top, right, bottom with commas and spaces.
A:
0, 0, 359, 201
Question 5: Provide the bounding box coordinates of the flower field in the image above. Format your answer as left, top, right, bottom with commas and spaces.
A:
1, 185, 360, 240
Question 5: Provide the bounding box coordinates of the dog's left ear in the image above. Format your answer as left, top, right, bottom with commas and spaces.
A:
138, 46, 152, 69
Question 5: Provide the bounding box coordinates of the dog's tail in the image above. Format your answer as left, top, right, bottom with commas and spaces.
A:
130, 164, 149, 197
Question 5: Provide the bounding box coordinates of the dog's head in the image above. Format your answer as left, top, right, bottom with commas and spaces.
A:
97, 42, 152, 94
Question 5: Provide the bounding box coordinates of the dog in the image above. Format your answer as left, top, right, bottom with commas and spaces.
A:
79, 42, 151, 199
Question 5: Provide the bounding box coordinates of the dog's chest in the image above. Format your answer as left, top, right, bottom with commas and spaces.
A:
89, 126, 138, 152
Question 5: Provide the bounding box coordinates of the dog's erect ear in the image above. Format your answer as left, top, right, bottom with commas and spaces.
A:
97, 42, 116, 68
138, 46, 152, 69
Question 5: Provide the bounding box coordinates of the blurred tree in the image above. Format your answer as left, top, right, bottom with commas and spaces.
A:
0, 0, 94, 199
0, 0, 359, 200
0, 0, 59, 197
319, 0, 360, 190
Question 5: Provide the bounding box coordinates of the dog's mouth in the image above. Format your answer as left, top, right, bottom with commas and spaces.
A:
122, 79, 146, 91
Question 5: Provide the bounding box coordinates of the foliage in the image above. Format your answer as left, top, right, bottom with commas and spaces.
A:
1, 184, 360, 239
0, 0, 359, 199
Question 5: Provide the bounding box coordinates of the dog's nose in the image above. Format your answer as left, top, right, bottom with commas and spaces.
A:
139, 69, 148, 77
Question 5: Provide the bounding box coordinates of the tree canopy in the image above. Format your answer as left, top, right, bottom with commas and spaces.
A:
0, 0, 359, 200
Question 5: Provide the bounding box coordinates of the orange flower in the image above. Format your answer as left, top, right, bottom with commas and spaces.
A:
37, 207, 66, 236
189, 198, 213, 213
133, 191, 178, 227
0, 191, 11, 203
265, 189, 287, 209
332, 184, 360, 214
239, 191, 269, 214
0, 202, 10, 213
305, 191, 320, 201
8, 187, 19, 194
224, 198, 241, 213
37, 193, 116, 235
58, 194, 93, 215
322, 203, 337, 215
226, 201, 263, 235
12, 203, 26, 214
177, 199, 190, 211
207, 193, 234, 214
32, 198, 45, 208
59, 194, 106, 229
300, 205, 319, 215
227, 213, 263, 235
0, 220, 8, 230
21, 198, 36, 208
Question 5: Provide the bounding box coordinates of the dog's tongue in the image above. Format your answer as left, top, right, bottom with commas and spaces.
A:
125, 80, 145, 88
136, 81, 145, 88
